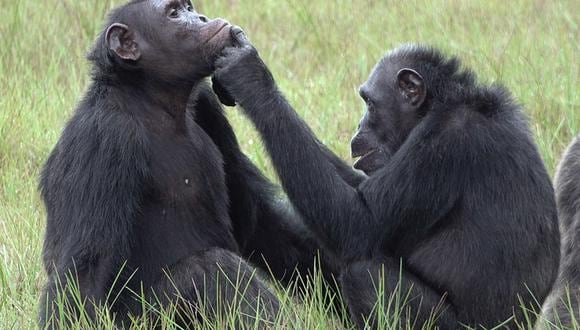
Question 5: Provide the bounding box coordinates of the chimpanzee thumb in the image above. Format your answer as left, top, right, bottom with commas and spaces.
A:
230, 26, 250, 48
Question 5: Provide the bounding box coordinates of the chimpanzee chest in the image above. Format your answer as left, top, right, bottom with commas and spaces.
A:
148, 125, 228, 213
130, 119, 236, 283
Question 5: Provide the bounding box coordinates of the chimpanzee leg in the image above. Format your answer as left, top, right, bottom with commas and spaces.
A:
340, 257, 456, 329
151, 248, 279, 328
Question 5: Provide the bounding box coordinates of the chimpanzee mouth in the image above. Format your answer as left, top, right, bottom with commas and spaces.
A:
353, 148, 390, 174
352, 149, 378, 161
352, 149, 378, 166
206, 22, 230, 43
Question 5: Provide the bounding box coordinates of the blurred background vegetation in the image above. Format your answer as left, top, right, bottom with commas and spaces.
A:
0, 0, 577, 328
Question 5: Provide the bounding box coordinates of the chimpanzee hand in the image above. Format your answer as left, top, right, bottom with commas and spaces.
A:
211, 76, 236, 106
212, 26, 277, 108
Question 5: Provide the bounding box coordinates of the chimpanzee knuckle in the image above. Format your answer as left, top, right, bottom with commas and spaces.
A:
214, 68, 229, 82
224, 46, 238, 55
225, 50, 238, 61
220, 48, 237, 62
214, 57, 228, 70
217, 51, 232, 63
215, 55, 225, 65
237, 50, 255, 64
225, 51, 243, 64
238, 46, 257, 58
248, 46, 259, 56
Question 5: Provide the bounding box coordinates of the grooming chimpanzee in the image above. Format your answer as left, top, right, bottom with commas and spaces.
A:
213, 32, 561, 328
40, 1, 335, 328
541, 136, 580, 328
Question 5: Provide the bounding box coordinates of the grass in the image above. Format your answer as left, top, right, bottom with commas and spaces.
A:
0, 0, 578, 328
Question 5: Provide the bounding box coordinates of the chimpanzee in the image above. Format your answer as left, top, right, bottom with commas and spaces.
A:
213, 32, 561, 329
39, 1, 336, 328
541, 136, 580, 328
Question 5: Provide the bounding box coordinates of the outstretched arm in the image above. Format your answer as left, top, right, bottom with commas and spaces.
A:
192, 85, 340, 283
211, 79, 366, 188
213, 39, 378, 261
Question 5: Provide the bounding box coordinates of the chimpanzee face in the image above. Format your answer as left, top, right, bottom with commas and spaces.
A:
105, 0, 233, 81
350, 58, 427, 176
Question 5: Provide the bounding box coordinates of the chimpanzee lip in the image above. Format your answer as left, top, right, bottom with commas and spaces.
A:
207, 22, 230, 42
352, 148, 378, 160
353, 149, 380, 172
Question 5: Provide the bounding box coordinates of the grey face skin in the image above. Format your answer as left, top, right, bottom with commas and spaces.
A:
350, 58, 426, 175
106, 0, 233, 81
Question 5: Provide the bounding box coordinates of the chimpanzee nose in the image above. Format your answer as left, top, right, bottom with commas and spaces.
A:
198, 15, 208, 23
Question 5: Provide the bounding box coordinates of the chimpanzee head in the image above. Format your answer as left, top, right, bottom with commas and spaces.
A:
90, 0, 233, 82
350, 45, 471, 175
350, 56, 426, 175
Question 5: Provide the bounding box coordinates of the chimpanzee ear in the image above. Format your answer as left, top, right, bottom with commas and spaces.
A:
105, 23, 141, 61
397, 68, 426, 107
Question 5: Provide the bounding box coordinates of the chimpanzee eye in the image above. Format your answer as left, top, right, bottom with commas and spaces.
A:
359, 89, 374, 108
169, 8, 179, 18
362, 95, 374, 108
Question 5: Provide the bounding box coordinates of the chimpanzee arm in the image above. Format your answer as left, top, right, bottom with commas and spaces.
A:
213, 39, 465, 260
39, 104, 150, 325
192, 84, 339, 283
213, 53, 378, 260
210, 80, 365, 188
320, 142, 367, 187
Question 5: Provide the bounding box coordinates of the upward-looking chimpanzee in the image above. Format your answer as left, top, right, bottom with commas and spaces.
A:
39, 1, 335, 328
213, 31, 561, 328
541, 136, 580, 328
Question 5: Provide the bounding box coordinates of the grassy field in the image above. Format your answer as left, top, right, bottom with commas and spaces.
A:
0, 0, 578, 328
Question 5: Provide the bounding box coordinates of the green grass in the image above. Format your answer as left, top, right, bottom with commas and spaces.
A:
0, 0, 578, 328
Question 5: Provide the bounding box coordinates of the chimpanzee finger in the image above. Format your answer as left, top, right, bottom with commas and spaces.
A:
211, 75, 236, 107
230, 26, 251, 48
214, 48, 235, 70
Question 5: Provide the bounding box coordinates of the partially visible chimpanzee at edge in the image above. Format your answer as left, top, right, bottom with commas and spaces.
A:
213, 32, 561, 328
541, 136, 580, 327
39, 1, 337, 328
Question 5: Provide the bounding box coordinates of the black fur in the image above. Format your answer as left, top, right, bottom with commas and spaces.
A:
39, 1, 334, 328
214, 40, 560, 328
541, 136, 580, 327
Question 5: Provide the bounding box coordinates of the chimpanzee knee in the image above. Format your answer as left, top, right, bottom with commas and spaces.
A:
152, 248, 279, 327
340, 258, 456, 329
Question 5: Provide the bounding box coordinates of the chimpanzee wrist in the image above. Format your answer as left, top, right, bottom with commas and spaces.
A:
235, 69, 278, 108
238, 85, 282, 114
